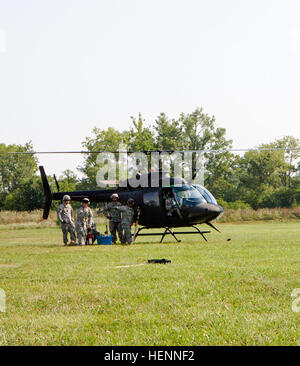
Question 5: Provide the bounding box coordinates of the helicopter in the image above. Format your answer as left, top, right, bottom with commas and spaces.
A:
39, 166, 224, 243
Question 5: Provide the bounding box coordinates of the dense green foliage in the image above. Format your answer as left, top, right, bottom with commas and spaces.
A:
1, 108, 299, 210
0, 142, 44, 211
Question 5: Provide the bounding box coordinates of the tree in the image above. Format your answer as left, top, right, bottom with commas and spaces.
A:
0, 142, 39, 209
79, 111, 299, 209
3, 176, 44, 211
0, 142, 38, 193
154, 113, 183, 150
237, 142, 292, 208
80, 127, 128, 188
80, 108, 234, 196
128, 113, 155, 151
273, 136, 300, 187
177, 108, 234, 196
58, 170, 78, 192
240, 146, 286, 188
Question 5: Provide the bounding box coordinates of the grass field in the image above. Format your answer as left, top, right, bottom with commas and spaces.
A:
0, 222, 299, 345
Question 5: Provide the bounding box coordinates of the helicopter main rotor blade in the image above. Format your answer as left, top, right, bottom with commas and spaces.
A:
53, 174, 60, 192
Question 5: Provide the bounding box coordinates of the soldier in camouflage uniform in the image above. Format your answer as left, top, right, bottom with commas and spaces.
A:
103, 193, 122, 244
86, 222, 100, 244
117, 198, 135, 244
75, 198, 93, 245
57, 195, 76, 245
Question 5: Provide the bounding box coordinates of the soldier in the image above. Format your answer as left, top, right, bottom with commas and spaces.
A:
103, 193, 122, 244
86, 222, 100, 245
75, 197, 93, 245
57, 195, 76, 245
165, 194, 177, 217
117, 198, 135, 244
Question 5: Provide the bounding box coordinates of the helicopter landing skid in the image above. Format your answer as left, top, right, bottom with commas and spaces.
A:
133, 226, 211, 243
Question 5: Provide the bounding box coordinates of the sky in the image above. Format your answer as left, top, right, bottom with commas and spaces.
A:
1, 0, 300, 176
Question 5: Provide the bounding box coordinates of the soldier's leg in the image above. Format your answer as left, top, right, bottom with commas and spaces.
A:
124, 224, 132, 244
117, 222, 123, 243
120, 223, 126, 244
61, 224, 68, 245
80, 232, 86, 245
66, 224, 71, 243
109, 221, 117, 243
76, 229, 81, 244
82, 226, 88, 245
76, 227, 85, 245
127, 225, 132, 244
70, 224, 76, 243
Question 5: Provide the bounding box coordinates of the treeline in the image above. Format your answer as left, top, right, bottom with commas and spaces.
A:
1, 107, 300, 211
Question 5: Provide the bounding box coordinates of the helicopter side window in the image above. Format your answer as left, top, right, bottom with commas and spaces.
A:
143, 191, 160, 207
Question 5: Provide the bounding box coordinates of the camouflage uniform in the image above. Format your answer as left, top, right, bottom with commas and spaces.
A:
165, 197, 177, 216
91, 222, 99, 236
57, 203, 76, 244
86, 222, 100, 244
75, 206, 93, 245
117, 205, 134, 244
103, 202, 122, 243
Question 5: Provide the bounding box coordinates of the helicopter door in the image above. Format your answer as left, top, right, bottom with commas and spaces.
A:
142, 190, 163, 226
162, 188, 182, 219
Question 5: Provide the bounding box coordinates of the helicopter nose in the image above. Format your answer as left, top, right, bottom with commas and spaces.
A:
209, 204, 224, 220
186, 203, 224, 222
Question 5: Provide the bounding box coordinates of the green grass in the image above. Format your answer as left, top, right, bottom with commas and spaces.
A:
0, 222, 299, 345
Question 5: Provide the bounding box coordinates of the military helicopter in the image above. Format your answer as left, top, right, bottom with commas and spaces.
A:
39, 165, 224, 242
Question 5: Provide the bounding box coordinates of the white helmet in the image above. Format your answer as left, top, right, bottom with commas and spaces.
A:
111, 193, 119, 199
63, 195, 71, 201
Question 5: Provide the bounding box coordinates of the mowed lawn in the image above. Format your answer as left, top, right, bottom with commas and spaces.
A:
0, 222, 299, 346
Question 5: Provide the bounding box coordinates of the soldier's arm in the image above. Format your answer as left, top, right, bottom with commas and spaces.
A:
102, 204, 110, 217
116, 205, 126, 212
57, 206, 64, 223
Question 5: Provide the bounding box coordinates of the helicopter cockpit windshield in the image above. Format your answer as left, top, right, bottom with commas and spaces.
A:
172, 185, 207, 210
192, 184, 218, 205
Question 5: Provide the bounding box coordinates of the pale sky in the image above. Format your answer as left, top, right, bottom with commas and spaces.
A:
1, 0, 300, 176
